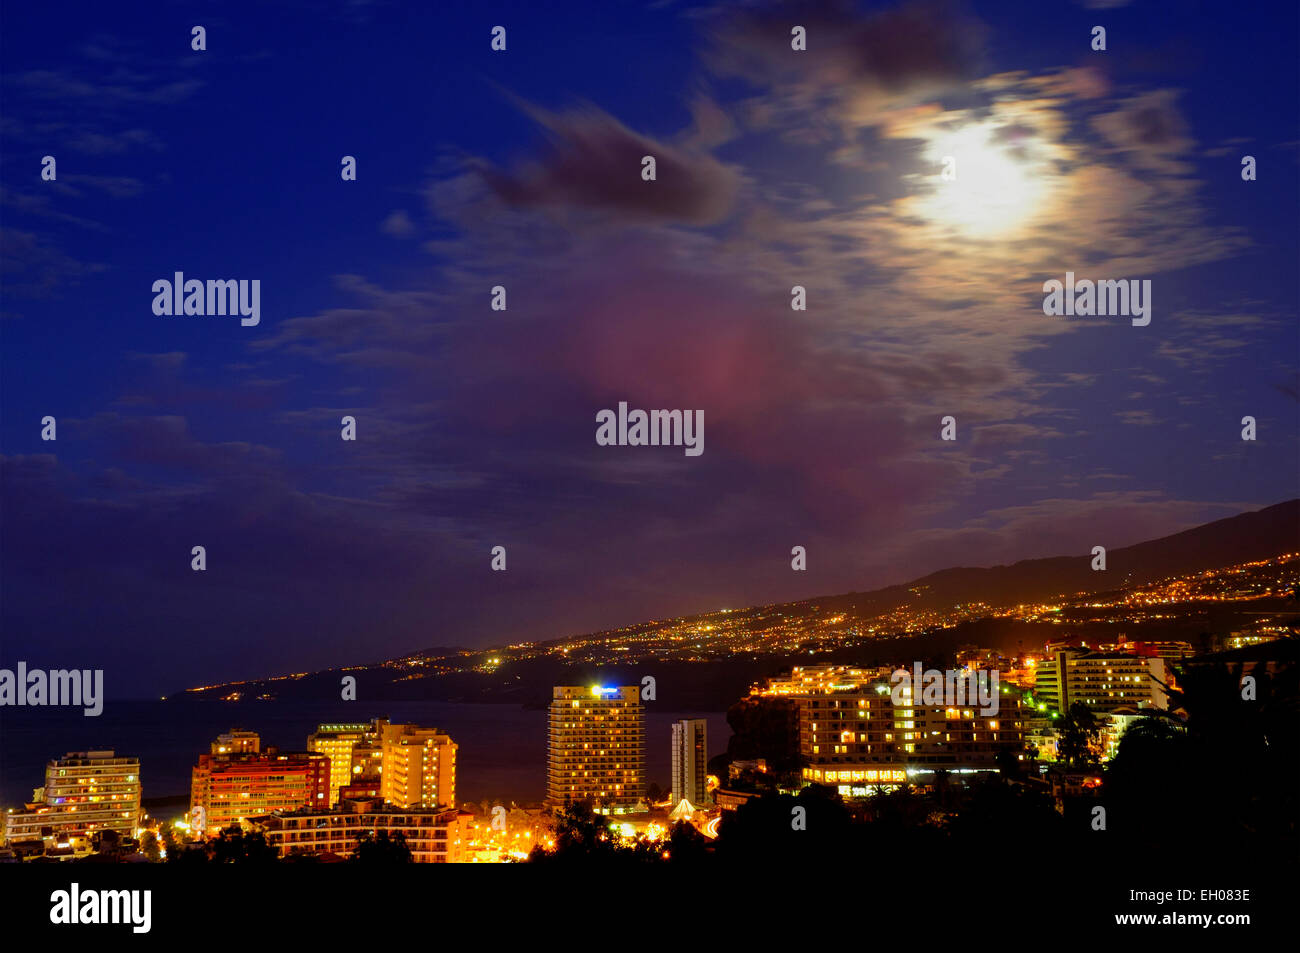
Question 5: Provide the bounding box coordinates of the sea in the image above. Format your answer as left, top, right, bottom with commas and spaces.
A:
0, 699, 732, 809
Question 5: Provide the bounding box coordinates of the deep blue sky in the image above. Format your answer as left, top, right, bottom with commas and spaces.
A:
2, 0, 1297, 697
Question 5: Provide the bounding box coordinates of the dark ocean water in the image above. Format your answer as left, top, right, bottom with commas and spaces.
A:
0, 699, 731, 808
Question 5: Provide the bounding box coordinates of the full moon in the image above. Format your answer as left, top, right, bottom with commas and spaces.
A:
921, 121, 1046, 238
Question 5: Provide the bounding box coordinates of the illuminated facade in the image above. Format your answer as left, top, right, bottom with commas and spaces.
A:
799, 688, 1024, 794
190, 746, 330, 835
3, 750, 141, 843
1110, 639, 1195, 663
1099, 708, 1147, 761
379, 725, 456, 809
261, 797, 467, 863
1041, 650, 1168, 713
1034, 657, 1064, 711
713, 788, 760, 812
1025, 724, 1060, 762
1225, 632, 1283, 650
307, 718, 388, 806
338, 779, 381, 800
755, 665, 893, 697
754, 666, 1026, 797
670, 719, 708, 807
211, 730, 260, 755
546, 686, 645, 813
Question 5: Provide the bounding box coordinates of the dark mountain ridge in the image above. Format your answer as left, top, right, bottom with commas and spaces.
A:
819, 499, 1298, 615
177, 499, 1298, 702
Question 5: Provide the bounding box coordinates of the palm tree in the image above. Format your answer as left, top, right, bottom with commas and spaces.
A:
1057, 702, 1100, 766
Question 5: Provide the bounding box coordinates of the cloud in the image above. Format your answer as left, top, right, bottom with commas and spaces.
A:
1, 41, 201, 158
709, 0, 987, 137
476, 104, 741, 225
247, 46, 1269, 588
11, 69, 202, 106
67, 128, 165, 154
72, 413, 283, 479
0, 188, 107, 231
380, 209, 416, 237
57, 174, 146, 198
0, 228, 104, 298
1091, 90, 1196, 175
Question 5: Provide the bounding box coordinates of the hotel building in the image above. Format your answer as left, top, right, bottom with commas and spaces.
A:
756, 665, 1025, 797
670, 719, 708, 808
190, 740, 330, 836
307, 718, 389, 806
261, 797, 468, 863
379, 724, 456, 809
546, 686, 645, 814
4, 750, 141, 844
1038, 649, 1168, 714
1033, 658, 1064, 711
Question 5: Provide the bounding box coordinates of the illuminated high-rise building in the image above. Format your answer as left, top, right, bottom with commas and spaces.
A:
1059, 652, 1168, 713
1034, 654, 1066, 711
546, 686, 645, 814
670, 719, 708, 808
1037, 650, 1168, 714
379, 725, 456, 810
308, 718, 388, 806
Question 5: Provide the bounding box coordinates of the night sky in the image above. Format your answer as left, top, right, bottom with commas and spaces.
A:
2, 0, 1296, 698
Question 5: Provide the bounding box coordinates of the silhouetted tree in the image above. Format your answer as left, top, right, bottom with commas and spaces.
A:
527, 803, 668, 866
139, 830, 161, 863
1104, 654, 1299, 870
162, 824, 210, 864
994, 747, 1024, 779
208, 826, 279, 864
349, 829, 413, 864
947, 774, 1062, 845
1057, 703, 1100, 766
715, 783, 853, 861
723, 696, 802, 772
538, 803, 616, 861
665, 820, 708, 864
